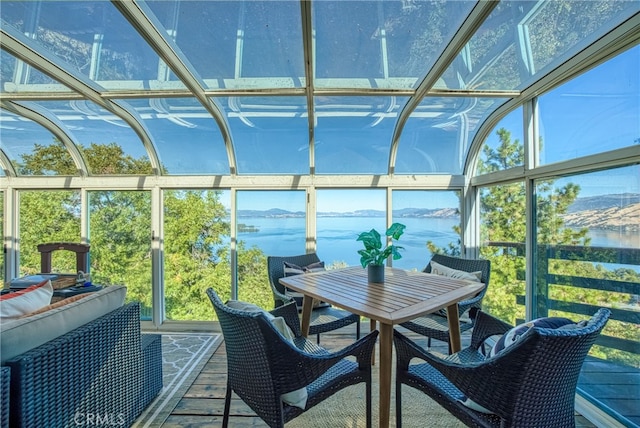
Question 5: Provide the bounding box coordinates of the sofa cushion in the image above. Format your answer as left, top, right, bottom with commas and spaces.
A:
0, 279, 53, 320
0, 285, 127, 363
21, 292, 89, 317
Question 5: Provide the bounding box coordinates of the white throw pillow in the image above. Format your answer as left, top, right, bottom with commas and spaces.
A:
489, 316, 575, 357
283, 261, 329, 309
459, 316, 578, 414
0, 279, 53, 320
429, 260, 482, 282
226, 300, 307, 409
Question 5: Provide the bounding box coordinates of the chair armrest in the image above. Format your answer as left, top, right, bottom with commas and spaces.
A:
394, 328, 534, 419
468, 309, 511, 350
271, 285, 294, 308
272, 330, 379, 393
270, 301, 303, 336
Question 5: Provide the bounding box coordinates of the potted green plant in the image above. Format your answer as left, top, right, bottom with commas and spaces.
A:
357, 222, 406, 283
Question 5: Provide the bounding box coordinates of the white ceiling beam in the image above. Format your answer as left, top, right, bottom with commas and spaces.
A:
0, 173, 466, 191
300, 0, 316, 175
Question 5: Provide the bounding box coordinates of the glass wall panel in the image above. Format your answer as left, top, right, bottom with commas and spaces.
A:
317, 189, 385, 268
236, 191, 305, 306
533, 165, 639, 424
88, 191, 151, 318
476, 107, 523, 175
392, 190, 461, 272
164, 190, 230, 321
19, 190, 81, 275
147, 0, 241, 84
478, 182, 526, 325
538, 45, 639, 165
534, 166, 639, 352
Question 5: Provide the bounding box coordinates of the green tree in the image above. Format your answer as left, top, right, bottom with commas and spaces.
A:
477, 129, 590, 323
16, 140, 269, 321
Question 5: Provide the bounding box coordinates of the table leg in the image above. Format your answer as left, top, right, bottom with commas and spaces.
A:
369, 318, 377, 365
446, 303, 462, 353
300, 296, 314, 337
378, 323, 393, 428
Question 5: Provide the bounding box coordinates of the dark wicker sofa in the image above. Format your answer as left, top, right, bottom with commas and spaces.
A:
2, 302, 162, 428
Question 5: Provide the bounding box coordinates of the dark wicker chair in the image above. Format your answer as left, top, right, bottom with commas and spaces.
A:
400, 254, 490, 353
394, 308, 611, 428
267, 253, 361, 344
1, 366, 9, 428
206, 288, 378, 428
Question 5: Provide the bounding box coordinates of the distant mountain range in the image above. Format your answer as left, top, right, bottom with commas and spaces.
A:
237, 207, 459, 219
237, 193, 639, 231
563, 193, 639, 231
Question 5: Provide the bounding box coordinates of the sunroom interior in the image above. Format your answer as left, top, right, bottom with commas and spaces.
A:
1, 0, 639, 426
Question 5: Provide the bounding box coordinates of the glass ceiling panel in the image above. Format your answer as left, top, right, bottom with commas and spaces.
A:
1, 1, 184, 91
125, 98, 229, 175
0, 49, 73, 93
147, 1, 304, 90
0, 109, 75, 176
444, 0, 640, 91
315, 96, 406, 174
395, 96, 506, 174
313, 0, 475, 89
220, 96, 309, 174
29, 100, 152, 175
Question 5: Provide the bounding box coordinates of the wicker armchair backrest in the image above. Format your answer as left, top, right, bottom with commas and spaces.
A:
425, 254, 491, 308
206, 289, 283, 424
267, 253, 321, 299
466, 308, 611, 427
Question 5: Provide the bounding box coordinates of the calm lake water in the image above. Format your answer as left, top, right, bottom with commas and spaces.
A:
238, 217, 639, 271
237, 216, 458, 270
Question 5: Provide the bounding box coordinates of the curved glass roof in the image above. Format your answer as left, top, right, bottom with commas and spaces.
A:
1, 0, 638, 177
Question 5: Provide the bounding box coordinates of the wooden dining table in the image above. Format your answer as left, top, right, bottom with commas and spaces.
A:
279, 266, 485, 428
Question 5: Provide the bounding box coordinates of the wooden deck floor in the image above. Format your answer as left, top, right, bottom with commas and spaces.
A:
157, 323, 602, 427
578, 357, 640, 427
